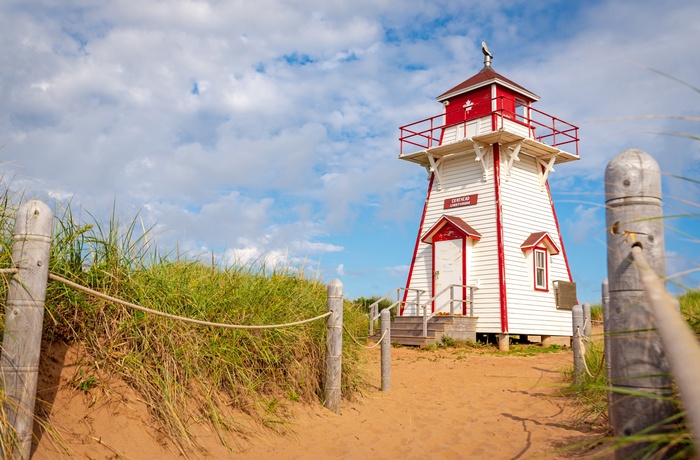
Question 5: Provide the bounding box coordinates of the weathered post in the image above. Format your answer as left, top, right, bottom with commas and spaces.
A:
572, 304, 584, 386
631, 245, 700, 446
582, 302, 591, 338
1, 200, 53, 460
324, 279, 343, 414
604, 149, 674, 458
601, 278, 614, 429
602, 278, 610, 311
380, 309, 391, 391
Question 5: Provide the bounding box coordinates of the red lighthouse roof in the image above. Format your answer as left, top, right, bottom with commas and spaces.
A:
436, 66, 539, 103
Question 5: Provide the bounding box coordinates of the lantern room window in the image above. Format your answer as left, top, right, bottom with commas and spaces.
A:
515, 99, 527, 121
534, 248, 548, 291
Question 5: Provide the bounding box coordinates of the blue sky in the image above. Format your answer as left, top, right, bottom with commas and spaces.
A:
1, 0, 699, 303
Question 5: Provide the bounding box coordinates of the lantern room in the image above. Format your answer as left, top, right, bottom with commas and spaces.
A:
399, 48, 579, 191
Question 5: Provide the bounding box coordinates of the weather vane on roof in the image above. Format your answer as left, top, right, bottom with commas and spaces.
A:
482, 41, 493, 68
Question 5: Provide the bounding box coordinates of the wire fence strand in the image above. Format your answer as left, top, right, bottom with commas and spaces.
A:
48, 272, 332, 329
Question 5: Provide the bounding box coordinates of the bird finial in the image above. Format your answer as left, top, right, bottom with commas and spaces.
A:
481, 41, 493, 68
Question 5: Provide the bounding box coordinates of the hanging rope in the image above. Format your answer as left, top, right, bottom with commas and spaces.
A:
343, 324, 387, 349
48, 273, 332, 329
574, 326, 606, 380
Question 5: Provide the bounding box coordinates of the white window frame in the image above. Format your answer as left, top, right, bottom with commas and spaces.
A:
534, 248, 548, 291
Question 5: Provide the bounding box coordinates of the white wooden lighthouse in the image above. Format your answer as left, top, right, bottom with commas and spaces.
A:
397, 44, 579, 348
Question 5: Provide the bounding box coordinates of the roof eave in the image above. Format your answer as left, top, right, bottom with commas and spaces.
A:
437, 78, 540, 103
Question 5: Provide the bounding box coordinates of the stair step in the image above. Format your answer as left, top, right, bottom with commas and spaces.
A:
369, 315, 477, 347
387, 335, 437, 347
389, 329, 437, 338
390, 323, 446, 333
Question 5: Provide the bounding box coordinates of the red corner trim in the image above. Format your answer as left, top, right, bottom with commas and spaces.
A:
493, 144, 508, 334
401, 174, 435, 315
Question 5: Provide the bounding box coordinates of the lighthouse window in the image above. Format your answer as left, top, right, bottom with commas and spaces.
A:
534, 248, 548, 290
515, 99, 527, 123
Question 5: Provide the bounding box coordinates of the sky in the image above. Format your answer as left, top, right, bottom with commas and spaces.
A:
1, 0, 699, 304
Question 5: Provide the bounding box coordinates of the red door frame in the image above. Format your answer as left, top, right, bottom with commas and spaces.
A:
430, 225, 468, 314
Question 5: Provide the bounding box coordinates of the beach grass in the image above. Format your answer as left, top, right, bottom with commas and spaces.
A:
0, 197, 369, 454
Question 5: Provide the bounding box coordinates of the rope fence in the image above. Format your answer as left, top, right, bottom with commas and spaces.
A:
343, 324, 387, 349
573, 326, 604, 380
0, 200, 350, 459
48, 272, 332, 329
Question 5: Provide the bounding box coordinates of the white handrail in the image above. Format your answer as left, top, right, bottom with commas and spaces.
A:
418, 284, 478, 338
367, 287, 426, 335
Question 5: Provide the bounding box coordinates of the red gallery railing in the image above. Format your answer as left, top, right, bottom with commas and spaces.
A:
399, 96, 579, 157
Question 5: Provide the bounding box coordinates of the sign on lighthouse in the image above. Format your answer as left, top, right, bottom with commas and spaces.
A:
397, 43, 580, 350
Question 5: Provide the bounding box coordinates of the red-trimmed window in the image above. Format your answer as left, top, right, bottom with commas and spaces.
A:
534, 248, 548, 291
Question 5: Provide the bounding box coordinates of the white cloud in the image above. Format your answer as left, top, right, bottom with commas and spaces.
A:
1, 0, 698, 300
566, 205, 603, 245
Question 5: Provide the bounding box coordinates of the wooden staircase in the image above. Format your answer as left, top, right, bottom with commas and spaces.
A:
375, 315, 478, 347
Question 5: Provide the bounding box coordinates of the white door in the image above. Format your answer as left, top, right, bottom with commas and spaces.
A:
433, 238, 464, 313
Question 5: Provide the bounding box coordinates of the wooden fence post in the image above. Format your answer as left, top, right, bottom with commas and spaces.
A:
1, 200, 53, 459
604, 149, 674, 457
602, 278, 609, 311
572, 304, 584, 386
380, 308, 391, 391
601, 278, 614, 429
324, 279, 343, 414
582, 302, 591, 338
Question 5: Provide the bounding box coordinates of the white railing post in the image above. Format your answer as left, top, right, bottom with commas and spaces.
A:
604, 149, 674, 457
469, 287, 475, 317
324, 279, 343, 414
1, 200, 53, 460
422, 305, 428, 337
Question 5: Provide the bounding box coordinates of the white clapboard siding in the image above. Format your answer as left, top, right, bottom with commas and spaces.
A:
404, 145, 574, 336
499, 154, 572, 336
500, 118, 534, 139
441, 116, 489, 144
405, 150, 503, 332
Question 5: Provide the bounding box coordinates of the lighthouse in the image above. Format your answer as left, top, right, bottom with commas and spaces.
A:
396, 44, 579, 350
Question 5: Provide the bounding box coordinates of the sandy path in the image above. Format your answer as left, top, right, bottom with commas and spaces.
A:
236, 347, 606, 459
33, 344, 608, 459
